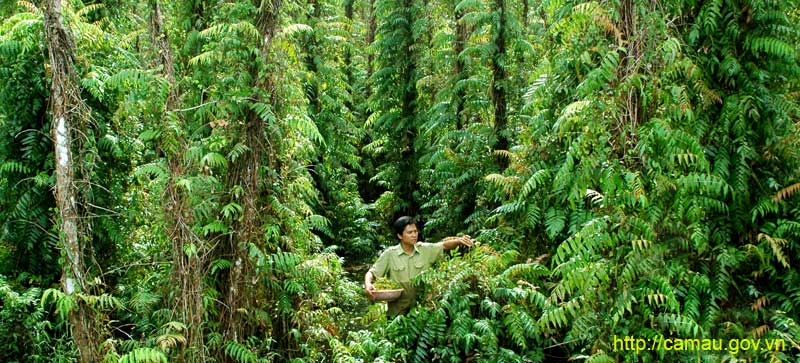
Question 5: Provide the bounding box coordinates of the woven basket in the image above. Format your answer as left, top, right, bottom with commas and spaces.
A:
372, 289, 403, 302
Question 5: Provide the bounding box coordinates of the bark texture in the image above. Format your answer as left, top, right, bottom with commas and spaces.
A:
43, 0, 101, 361
222, 0, 284, 352
148, 1, 207, 361
491, 0, 509, 170
618, 0, 643, 154
453, 3, 467, 130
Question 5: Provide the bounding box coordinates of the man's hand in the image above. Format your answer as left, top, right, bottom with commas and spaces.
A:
365, 271, 376, 300
443, 235, 475, 250
365, 281, 376, 299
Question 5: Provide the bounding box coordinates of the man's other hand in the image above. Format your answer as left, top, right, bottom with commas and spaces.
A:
365, 281, 376, 300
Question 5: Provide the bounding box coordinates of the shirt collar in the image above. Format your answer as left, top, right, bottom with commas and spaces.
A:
396, 243, 421, 255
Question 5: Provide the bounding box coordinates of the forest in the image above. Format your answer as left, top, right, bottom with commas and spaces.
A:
1, 0, 799, 361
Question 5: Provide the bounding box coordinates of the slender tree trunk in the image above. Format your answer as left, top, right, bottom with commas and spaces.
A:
304, 0, 333, 216
148, 1, 206, 361
224, 108, 263, 343
42, 0, 100, 361
366, 0, 377, 99
343, 0, 355, 111
400, 0, 420, 216
491, 0, 509, 169
453, 4, 467, 130
223, 0, 283, 348
450, 3, 477, 227
164, 159, 206, 362
521, 0, 528, 29
618, 0, 641, 154
149, 0, 176, 107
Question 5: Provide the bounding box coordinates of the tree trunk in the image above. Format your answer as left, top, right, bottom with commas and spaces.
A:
223, 0, 283, 347
453, 3, 467, 130
343, 0, 355, 111
148, 1, 206, 361
304, 0, 335, 224
366, 0, 377, 99
618, 0, 642, 155
521, 0, 528, 29
397, 0, 421, 217
491, 0, 509, 170
149, 0, 178, 109
449, 1, 477, 228
42, 0, 100, 361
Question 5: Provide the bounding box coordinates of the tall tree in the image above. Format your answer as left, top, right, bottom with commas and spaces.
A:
365, 0, 377, 97
368, 0, 425, 217
223, 0, 284, 346
300, 0, 374, 261
490, 0, 509, 170
42, 0, 101, 361
452, 2, 468, 131
148, 1, 206, 361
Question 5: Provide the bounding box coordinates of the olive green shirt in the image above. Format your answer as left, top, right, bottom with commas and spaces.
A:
369, 242, 444, 317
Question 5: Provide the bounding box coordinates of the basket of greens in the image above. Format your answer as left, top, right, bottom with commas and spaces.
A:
372, 277, 403, 302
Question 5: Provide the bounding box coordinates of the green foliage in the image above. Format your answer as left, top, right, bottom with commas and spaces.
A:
2, 0, 800, 362
225, 341, 267, 363
0, 1, 165, 361
501, 0, 800, 361
0, 3, 58, 282
294, 0, 375, 263
117, 348, 167, 363
364, 0, 429, 216
373, 245, 548, 363
0, 275, 74, 363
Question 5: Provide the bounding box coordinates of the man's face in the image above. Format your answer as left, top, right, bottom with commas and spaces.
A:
397, 224, 418, 246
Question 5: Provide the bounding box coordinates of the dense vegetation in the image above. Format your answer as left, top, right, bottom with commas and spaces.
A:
1, 0, 799, 362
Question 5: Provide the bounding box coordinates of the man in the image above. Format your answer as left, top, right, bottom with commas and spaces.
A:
364, 216, 474, 317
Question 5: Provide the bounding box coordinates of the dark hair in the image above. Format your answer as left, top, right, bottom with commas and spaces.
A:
392, 216, 418, 235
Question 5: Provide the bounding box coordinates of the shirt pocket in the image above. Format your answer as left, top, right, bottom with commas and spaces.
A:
390, 262, 406, 280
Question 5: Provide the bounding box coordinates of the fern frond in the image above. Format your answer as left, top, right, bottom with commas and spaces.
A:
758, 233, 790, 269
773, 182, 800, 202
747, 36, 795, 60
585, 189, 604, 207
751, 296, 768, 312
282, 23, 313, 36
119, 348, 167, 363
201, 152, 228, 169
17, 1, 40, 14
188, 50, 220, 67
554, 100, 590, 134
210, 259, 232, 275
572, 2, 621, 43
0, 160, 32, 174
156, 332, 186, 350
658, 313, 702, 337
661, 37, 682, 63
484, 173, 519, 196
224, 340, 259, 363
752, 198, 779, 223
677, 173, 730, 198
76, 3, 104, 19
286, 114, 324, 145
519, 169, 549, 199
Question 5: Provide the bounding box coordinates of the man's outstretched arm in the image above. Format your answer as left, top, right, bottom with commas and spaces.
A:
441, 235, 474, 250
